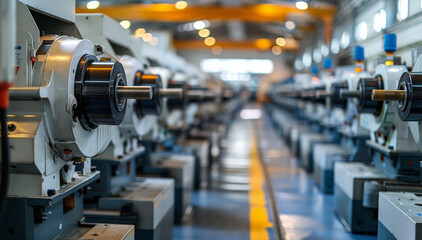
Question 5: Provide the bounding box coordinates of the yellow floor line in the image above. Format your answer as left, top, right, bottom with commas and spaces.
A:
249, 129, 273, 240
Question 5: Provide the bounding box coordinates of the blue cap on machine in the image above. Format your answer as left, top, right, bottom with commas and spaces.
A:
354, 46, 364, 61
384, 33, 397, 52
310, 64, 319, 74
323, 57, 333, 69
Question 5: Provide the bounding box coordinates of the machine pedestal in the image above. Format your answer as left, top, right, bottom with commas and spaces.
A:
142, 153, 194, 224
313, 144, 349, 193
84, 178, 175, 240
367, 141, 422, 182
300, 133, 330, 172
86, 148, 144, 199
179, 139, 210, 189
378, 192, 422, 240
334, 162, 388, 234
0, 172, 100, 239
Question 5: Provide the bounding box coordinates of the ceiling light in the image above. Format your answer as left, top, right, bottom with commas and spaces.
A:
198, 29, 210, 38
142, 33, 152, 42
175, 1, 188, 10
285, 21, 296, 30
204, 37, 216, 46
193, 21, 206, 30
86, 0, 100, 9
295, 1, 308, 10
272, 46, 282, 55
120, 20, 131, 29
212, 46, 222, 55
134, 28, 146, 38
276, 37, 286, 47
149, 37, 159, 46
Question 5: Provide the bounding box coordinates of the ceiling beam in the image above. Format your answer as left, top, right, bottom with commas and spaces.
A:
173, 39, 298, 51
76, 3, 335, 44
76, 3, 335, 22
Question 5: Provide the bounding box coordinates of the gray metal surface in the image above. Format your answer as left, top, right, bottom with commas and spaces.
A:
379, 192, 422, 240
94, 178, 175, 230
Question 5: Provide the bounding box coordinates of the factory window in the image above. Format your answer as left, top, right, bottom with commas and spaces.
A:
330, 37, 340, 54
373, 9, 386, 32
397, 0, 409, 21
313, 48, 322, 63
200, 58, 274, 74
340, 31, 350, 49
320, 44, 329, 56
355, 21, 368, 41
294, 59, 304, 70
302, 52, 312, 67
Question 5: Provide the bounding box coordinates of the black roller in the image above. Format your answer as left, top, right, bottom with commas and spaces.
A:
75, 54, 127, 130
330, 81, 348, 109
397, 72, 422, 121
314, 86, 326, 105
167, 80, 187, 110
134, 73, 162, 116
187, 85, 205, 103
357, 75, 383, 115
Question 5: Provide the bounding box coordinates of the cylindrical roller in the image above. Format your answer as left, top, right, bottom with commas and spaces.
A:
315, 90, 332, 99
357, 75, 383, 115
187, 88, 206, 103
314, 86, 326, 104
340, 89, 360, 99
116, 86, 153, 100
331, 81, 348, 109
74, 54, 127, 130
371, 90, 405, 101
159, 88, 183, 99
134, 73, 162, 116
397, 72, 422, 121
167, 80, 187, 110
300, 89, 314, 101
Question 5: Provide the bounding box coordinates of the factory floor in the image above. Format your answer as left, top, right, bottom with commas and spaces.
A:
174, 106, 378, 240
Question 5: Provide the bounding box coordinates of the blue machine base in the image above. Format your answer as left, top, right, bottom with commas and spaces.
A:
334, 186, 378, 234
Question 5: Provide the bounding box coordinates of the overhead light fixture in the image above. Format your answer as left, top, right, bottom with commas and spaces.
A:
120, 20, 131, 29
212, 46, 223, 55
175, 1, 188, 10
198, 29, 210, 38
295, 1, 309, 10
149, 37, 159, 46
193, 21, 206, 30
276, 37, 286, 47
285, 20, 296, 30
272, 46, 282, 55
134, 28, 146, 38
142, 33, 152, 42
204, 37, 216, 46
86, 0, 100, 9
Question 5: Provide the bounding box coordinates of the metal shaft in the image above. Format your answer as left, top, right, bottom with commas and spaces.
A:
371, 90, 405, 101
315, 90, 332, 99
340, 89, 360, 99
117, 86, 153, 100
187, 90, 205, 99
159, 88, 183, 99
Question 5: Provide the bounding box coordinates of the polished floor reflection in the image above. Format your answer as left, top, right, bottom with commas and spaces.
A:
174, 108, 377, 240
258, 114, 376, 240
